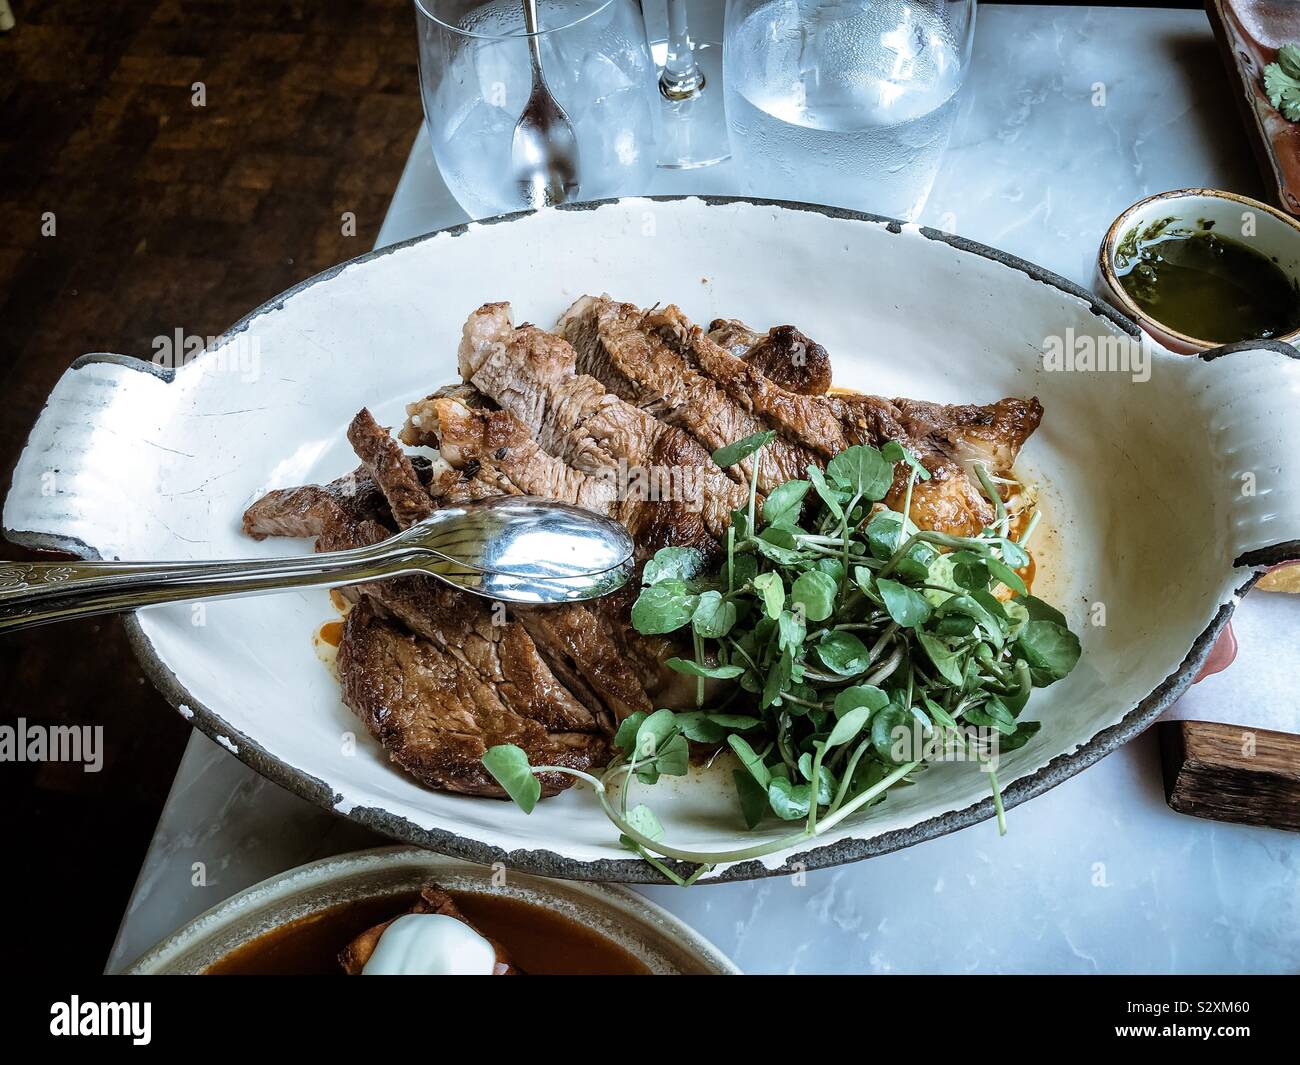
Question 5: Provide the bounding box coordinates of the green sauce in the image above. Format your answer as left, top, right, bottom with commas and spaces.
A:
1115, 222, 1300, 344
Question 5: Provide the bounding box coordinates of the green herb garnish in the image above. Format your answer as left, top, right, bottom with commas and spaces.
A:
482, 439, 1080, 880
1264, 43, 1300, 121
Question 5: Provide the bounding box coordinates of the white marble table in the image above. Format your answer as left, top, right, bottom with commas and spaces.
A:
106, 4, 1300, 975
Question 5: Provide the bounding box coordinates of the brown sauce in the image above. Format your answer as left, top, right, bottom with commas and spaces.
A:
205, 890, 651, 975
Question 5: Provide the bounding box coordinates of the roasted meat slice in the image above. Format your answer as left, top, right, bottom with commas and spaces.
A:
707, 318, 832, 395
645, 303, 858, 456
635, 302, 1043, 537
557, 295, 820, 491
420, 394, 706, 714
447, 301, 747, 540
243, 416, 627, 793
431, 396, 620, 516
339, 883, 520, 975
347, 408, 436, 528
339, 599, 610, 796
242, 465, 397, 547
426, 394, 719, 561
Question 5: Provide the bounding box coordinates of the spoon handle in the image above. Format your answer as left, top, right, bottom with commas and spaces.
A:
0, 546, 441, 634
522, 0, 544, 72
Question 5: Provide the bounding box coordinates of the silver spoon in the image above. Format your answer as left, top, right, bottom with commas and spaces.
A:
510, 0, 580, 207
0, 497, 635, 634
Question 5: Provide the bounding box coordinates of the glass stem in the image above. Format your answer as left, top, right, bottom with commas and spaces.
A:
659, 0, 704, 100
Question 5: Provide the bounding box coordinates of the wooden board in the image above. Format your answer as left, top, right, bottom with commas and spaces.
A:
1159, 720, 1300, 831
1206, 0, 1300, 214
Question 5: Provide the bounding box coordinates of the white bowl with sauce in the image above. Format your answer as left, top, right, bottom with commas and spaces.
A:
1097, 187, 1300, 354
124, 846, 740, 975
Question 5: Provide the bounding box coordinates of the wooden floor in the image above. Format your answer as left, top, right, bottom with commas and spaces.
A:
0, 0, 423, 973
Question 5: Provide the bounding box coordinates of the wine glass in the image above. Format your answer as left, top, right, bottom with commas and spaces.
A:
414, 0, 659, 218
653, 0, 733, 168
723, 0, 976, 219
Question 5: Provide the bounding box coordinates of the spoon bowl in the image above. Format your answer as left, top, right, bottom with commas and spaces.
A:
510, 0, 581, 207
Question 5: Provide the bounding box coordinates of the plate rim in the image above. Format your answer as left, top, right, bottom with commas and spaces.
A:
3, 195, 1290, 883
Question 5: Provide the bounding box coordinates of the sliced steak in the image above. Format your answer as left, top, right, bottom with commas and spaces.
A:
338, 600, 609, 797
513, 599, 654, 722
242, 466, 394, 544
420, 394, 695, 718
316, 507, 612, 740
427, 393, 720, 561
246, 415, 623, 794
646, 303, 856, 456
431, 395, 619, 516
325, 512, 647, 731
707, 318, 832, 395
348, 407, 436, 528
645, 303, 1043, 537
557, 295, 819, 491
339, 883, 520, 975
452, 302, 747, 539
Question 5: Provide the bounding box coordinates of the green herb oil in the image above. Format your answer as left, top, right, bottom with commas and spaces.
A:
1116, 229, 1300, 344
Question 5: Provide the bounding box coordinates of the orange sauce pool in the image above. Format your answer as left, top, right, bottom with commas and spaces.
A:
316, 620, 344, 647
205, 891, 651, 975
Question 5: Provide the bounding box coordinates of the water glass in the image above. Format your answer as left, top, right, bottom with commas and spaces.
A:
414, 0, 658, 219
723, 0, 976, 220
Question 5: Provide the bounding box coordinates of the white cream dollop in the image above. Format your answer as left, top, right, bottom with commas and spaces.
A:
361, 913, 497, 976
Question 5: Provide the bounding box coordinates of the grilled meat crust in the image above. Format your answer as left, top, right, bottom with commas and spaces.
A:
557, 295, 820, 492
339, 599, 610, 797
451, 301, 747, 542
707, 318, 833, 396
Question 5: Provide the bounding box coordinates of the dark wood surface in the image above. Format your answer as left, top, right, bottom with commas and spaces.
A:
1160, 720, 1300, 831
0, 0, 422, 974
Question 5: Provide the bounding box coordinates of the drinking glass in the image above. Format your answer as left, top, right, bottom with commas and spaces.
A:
653, 0, 732, 168
415, 0, 658, 219
723, 0, 976, 220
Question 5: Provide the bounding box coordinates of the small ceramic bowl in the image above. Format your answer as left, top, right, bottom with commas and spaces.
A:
1097, 187, 1300, 354
124, 846, 740, 975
